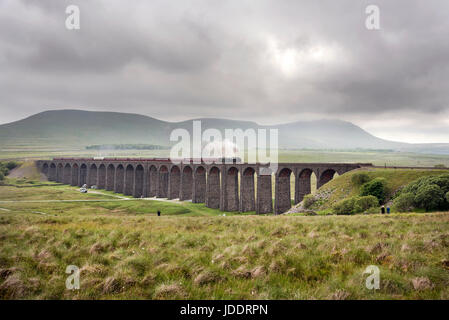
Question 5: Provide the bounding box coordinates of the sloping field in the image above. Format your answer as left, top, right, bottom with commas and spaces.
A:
7, 161, 45, 181
292, 168, 449, 213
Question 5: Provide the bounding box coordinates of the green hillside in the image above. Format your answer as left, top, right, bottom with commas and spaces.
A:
1, 110, 449, 163
291, 168, 449, 214
0, 110, 170, 146
0, 109, 408, 150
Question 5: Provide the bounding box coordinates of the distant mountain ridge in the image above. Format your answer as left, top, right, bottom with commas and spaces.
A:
0, 109, 448, 154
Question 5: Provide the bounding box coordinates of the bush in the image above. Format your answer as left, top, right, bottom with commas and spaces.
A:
333, 197, 357, 215
354, 195, 379, 212
399, 174, 449, 196
393, 192, 415, 212
414, 184, 445, 211
0, 161, 19, 177
332, 195, 378, 215
446, 191, 449, 203
395, 173, 449, 212
4, 161, 18, 171
351, 173, 371, 186
0, 171, 4, 181
302, 194, 315, 209
360, 177, 388, 204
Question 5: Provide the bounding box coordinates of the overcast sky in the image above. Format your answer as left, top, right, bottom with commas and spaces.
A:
1, 0, 449, 143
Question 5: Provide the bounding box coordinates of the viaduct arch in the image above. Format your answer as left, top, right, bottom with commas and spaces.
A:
37, 158, 370, 214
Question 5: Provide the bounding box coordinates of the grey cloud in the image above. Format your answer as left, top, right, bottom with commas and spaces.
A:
0, 0, 448, 143
1, 0, 221, 74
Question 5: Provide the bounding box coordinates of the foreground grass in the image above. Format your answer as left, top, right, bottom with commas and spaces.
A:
1, 177, 449, 300
1, 208, 449, 299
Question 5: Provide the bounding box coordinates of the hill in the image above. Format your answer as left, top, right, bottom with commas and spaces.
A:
289, 168, 449, 214
0, 109, 413, 150
1, 109, 448, 154
0, 110, 170, 146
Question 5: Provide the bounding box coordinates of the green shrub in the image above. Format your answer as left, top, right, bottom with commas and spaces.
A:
399, 173, 449, 196
333, 197, 357, 215
446, 191, 449, 203
351, 172, 371, 186
332, 195, 378, 215
393, 192, 415, 212
360, 177, 388, 204
414, 184, 445, 211
302, 194, 315, 209
395, 173, 449, 212
364, 206, 381, 214
354, 195, 379, 212
0, 161, 19, 177
4, 161, 18, 171
0, 172, 4, 181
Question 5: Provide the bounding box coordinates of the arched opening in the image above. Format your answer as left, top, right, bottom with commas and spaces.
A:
63, 164, 71, 184
88, 164, 97, 187
206, 166, 221, 209
275, 167, 293, 214
124, 164, 134, 196
225, 167, 239, 211
241, 167, 255, 212
168, 166, 181, 199
193, 166, 206, 203
114, 164, 124, 193
148, 165, 157, 197
180, 166, 193, 201
158, 165, 169, 198
79, 164, 87, 186
56, 163, 63, 182
49, 163, 57, 181
106, 164, 115, 191
42, 163, 49, 177
295, 168, 313, 204
134, 165, 144, 198
318, 169, 337, 189
97, 164, 106, 189
71, 164, 79, 186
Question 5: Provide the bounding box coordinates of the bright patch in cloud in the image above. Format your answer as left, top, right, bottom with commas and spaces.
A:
266, 36, 342, 77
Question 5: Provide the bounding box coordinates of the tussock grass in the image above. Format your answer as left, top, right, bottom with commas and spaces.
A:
1, 209, 449, 299
1, 176, 449, 299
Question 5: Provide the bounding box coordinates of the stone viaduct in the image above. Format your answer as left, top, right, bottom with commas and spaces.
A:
36, 158, 371, 214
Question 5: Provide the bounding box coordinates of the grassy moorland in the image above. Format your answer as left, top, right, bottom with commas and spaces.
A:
1, 145, 449, 168
0, 177, 449, 299
0, 180, 231, 216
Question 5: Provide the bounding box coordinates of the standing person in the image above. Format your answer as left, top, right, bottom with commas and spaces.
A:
387, 206, 390, 214
381, 205, 385, 214
157, 210, 161, 216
